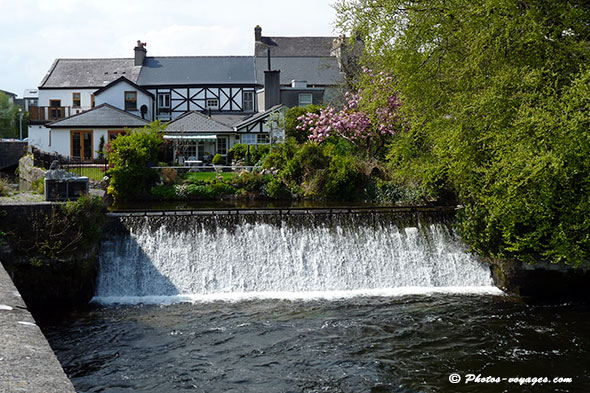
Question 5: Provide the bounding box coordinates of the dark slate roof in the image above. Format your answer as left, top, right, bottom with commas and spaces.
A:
255, 36, 336, 57
93, 76, 154, 97
233, 105, 283, 130
210, 113, 250, 127
255, 57, 343, 86
48, 104, 150, 128
166, 111, 234, 133
137, 56, 256, 86
39, 59, 141, 88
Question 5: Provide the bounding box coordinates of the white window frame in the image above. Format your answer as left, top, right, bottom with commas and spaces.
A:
242, 134, 256, 144
157, 93, 170, 109
217, 136, 227, 155
298, 93, 313, 107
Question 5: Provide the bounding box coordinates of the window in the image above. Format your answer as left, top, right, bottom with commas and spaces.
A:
157, 93, 170, 109
72, 92, 81, 107
49, 99, 62, 120
108, 130, 126, 142
242, 134, 256, 144
243, 91, 254, 111
206, 98, 219, 109
257, 134, 270, 144
125, 91, 137, 110
298, 93, 313, 107
70, 130, 93, 161
217, 137, 227, 155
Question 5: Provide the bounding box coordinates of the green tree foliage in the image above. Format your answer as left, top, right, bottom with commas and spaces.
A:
284, 105, 321, 143
337, 0, 590, 265
107, 122, 165, 202
0, 92, 25, 139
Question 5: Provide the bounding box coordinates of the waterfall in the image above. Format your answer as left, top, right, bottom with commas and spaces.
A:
94, 212, 501, 304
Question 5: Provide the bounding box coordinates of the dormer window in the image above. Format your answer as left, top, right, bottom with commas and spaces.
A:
298, 93, 313, 107
206, 98, 219, 110
125, 91, 137, 111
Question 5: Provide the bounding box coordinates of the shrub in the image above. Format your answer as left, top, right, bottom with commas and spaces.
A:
231, 171, 266, 192
263, 176, 290, 199
151, 184, 176, 200
281, 142, 327, 184
324, 155, 363, 200
160, 168, 178, 185
107, 122, 165, 201
228, 143, 271, 165
0, 177, 8, 197
212, 154, 225, 165
285, 105, 322, 143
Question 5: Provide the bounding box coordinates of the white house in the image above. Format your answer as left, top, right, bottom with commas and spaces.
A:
38, 104, 149, 160
28, 27, 350, 160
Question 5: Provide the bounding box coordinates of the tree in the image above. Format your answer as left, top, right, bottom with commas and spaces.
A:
284, 105, 321, 143
0, 92, 23, 139
336, 0, 590, 265
297, 68, 402, 158
107, 121, 165, 202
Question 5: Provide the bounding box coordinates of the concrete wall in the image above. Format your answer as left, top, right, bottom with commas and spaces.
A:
0, 141, 27, 170
0, 263, 76, 392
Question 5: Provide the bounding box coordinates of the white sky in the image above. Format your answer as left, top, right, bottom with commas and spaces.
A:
0, 0, 339, 97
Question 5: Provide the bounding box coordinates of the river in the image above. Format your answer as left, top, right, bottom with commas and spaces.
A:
39, 211, 590, 392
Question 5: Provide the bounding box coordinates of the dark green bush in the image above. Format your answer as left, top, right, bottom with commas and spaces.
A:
324, 155, 363, 200
212, 154, 225, 165
228, 143, 271, 165
231, 171, 267, 192
107, 122, 165, 202
151, 185, 177, 200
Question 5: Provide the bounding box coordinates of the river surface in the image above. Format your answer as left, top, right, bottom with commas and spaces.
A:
42, 295, 590, 393
41, 212, 590, 392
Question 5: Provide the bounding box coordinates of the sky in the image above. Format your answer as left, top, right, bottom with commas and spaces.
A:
0, 0, 340, 98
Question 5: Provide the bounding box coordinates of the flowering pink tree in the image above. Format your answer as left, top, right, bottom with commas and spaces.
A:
297, 68, 402, 157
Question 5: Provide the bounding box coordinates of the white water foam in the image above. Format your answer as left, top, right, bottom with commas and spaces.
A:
95, 215, 500, 304
92, 286, 503, 305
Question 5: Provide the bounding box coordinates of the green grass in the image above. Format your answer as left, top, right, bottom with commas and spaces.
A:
73, 167, 107, 181
188, 172, 234, 182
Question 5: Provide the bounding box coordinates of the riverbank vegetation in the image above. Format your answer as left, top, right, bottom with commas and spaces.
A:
104, 0, 589, 266
335, 0, 590, 266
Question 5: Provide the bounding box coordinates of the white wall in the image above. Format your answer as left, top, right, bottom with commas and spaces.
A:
94, 81, 153, 120
28, 125, 54, 153
35, 128, 115, 159
38, 88, 97, 113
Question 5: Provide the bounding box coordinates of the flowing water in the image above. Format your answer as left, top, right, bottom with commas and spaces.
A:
41, 212, 590, 392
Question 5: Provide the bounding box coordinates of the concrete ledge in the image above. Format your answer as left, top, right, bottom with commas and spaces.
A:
0, 263, 76, 393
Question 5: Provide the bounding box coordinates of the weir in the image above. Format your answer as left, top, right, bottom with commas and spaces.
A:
96, 210, 500, 303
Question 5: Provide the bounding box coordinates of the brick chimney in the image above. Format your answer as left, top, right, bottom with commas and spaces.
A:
134, 40, 147, 66
255, 25, 262, 42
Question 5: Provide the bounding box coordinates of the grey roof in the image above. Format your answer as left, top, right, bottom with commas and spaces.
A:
0, 89, 16, 97
137, 57, 256, 86
255, 57, 343, 86
233, 105, 283, 130
166, 111, 234, 133
256, 36, 336, 57
93, 76, 154, 97
48, 104, 150, 128
210, 113, 250, 127
39, 59, 141, 88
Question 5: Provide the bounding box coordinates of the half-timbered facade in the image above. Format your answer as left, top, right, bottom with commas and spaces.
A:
28, 26, 349, 159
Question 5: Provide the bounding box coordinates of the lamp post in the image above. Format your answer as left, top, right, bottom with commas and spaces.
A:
18, 108, 23, 140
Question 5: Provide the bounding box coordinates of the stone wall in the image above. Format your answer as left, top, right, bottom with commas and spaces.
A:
0, 141, 27, 170
0, 202, 105, 313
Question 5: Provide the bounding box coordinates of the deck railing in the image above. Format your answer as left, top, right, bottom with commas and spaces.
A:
28, 106, 71, 122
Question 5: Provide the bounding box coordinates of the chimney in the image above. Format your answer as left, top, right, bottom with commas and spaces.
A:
264, 70, 280, 110
134, 40, 147, 66
255, 25, 262, 42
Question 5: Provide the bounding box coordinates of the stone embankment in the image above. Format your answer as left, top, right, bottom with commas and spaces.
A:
0, 262, 76, 392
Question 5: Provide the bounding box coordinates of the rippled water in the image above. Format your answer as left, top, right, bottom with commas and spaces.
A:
42, 295, 590, 393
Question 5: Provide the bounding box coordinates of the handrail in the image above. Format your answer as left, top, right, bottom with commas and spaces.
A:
107, 205, 458, 217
